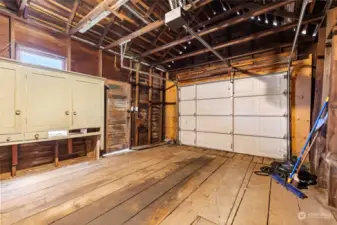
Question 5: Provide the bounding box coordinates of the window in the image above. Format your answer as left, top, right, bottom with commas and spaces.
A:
17, 46, 66, 70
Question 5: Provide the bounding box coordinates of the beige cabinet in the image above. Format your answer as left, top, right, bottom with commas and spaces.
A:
72, 78, 103, 129
0, 61, 24, 136
0, 58, 105, 146
26, 68, 71, 133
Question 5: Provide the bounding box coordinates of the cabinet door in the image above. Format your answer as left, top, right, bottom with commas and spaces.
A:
0, 61, 24, 135
72, 78, 102, 129
26, 68, 71, 132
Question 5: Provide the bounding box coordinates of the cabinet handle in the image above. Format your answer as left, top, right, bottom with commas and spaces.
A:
65, 111, 69, 115
6, 137, 10, 142
15, 110, 21, 115
73, 112, 77, 115
35, 134, 39, 140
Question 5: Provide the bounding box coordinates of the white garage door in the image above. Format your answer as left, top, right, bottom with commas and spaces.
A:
179, 72, 288, 159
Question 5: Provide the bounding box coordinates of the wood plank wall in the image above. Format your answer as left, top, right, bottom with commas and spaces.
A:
0, 13, 132, 176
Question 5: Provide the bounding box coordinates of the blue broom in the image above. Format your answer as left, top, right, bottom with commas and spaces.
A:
272, 97, 329, 199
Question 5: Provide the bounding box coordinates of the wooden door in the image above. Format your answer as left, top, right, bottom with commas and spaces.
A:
26, 68, 71, 132
0, 61, 24, 135
72, 78, 103, 129
105, 80, 131, 153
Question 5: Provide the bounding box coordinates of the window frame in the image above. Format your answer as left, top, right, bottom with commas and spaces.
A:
16, 45, 67, 71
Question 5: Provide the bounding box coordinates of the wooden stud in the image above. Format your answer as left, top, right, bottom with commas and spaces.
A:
159, 71, 164, 142
66, 0, 80, 34
54, 142, 59, 167
68, 139, 73, 154
67, 38, 71, 71
11, 144, 18, 177
148, 68, 153, 144
9, 16, 15, 59
135, 63, 140, 146
98, 49, 103, 77
96, 136, 101, 160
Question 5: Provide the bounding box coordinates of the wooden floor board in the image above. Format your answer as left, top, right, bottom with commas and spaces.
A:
1, 148, 184, 212
87, 156, 214, 225
51, 151, 203, 225
2, 150, 191, 224
231, 163, 271, 225
124, 157, 227, 225
1, 145, 336, 225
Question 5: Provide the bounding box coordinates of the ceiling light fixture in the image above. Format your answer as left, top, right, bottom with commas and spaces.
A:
250, 16, 254, 20
188, 41, 191, 44
257, 16, 261, 21
301, 25, 307, 35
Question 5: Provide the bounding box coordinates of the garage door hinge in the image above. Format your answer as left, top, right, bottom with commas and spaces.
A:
283, 134, 288, 139
283, 113, 288, 117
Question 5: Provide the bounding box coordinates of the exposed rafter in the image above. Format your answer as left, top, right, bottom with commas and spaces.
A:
98, 15, 116, 47
141, 0, 296, 58
69, 0, 129, 35
18, 0, 28, 17
66, 0, 80, 34
160, 17, 321, 64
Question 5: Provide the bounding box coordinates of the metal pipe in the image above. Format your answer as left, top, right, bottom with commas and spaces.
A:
286, 0, 309, 160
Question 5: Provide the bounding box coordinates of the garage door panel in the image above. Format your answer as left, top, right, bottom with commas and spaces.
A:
234, 135, 286, 159
197, 81, 232, 99
197, 132, 232, 151
180, 100, 196, 115
197, 98, 232, 115
234, 116, 287, 138
180, 131, 196, 146
180, 116, 196, 130
234, 73, 286, 97
180, 86, 195, 100
234, 95, 287, 116
197, 116, 232, 133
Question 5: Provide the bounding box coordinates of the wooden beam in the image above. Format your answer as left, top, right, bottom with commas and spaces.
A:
67, 38, 71, 70
99, 49, 103, 77
9, 16, 15, 59
159, 71, 164, 142
135, 63, 140, 146
11, 145, 18, 177
68, 139, 73, 154
54, 142, 59, 167
148, 68, 153, 144
98, 15, 116, 47
160, 17, 321, 64
141, 0, 295, 58
18, 0, 28, 17
69, 0, 129, 35
66, 0, 80, 34
104, 20, 165, 49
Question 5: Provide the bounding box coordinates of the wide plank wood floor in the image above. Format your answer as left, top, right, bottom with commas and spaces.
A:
1, 145, 336, 225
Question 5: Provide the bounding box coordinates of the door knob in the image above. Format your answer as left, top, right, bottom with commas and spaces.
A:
65, 111, 69, 115
15, 110, 21, 115
35, 134, 39, 140
73, 112, 77, 115
6, 137, 10, 142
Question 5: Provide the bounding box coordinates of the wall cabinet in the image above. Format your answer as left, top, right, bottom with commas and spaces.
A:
0, 58, 105, 147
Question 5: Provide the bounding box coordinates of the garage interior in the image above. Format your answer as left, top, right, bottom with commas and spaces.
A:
1, 0, 337, 224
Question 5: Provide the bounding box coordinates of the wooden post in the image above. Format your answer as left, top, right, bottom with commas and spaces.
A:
67, 38, 71, 71
159, 71, 164, 142
98, 49, 103, 77
135, 63, 140, 146
96, 136, 100, 160
68, 139, 73, 154
148, 68, 153, 144
11, 145, 18, 177
327, 26, 337, 208
9, 16, 15, 59
54, 142, 59, 167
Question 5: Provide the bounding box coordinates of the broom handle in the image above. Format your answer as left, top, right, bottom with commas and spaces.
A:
295, 131, 320, 174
